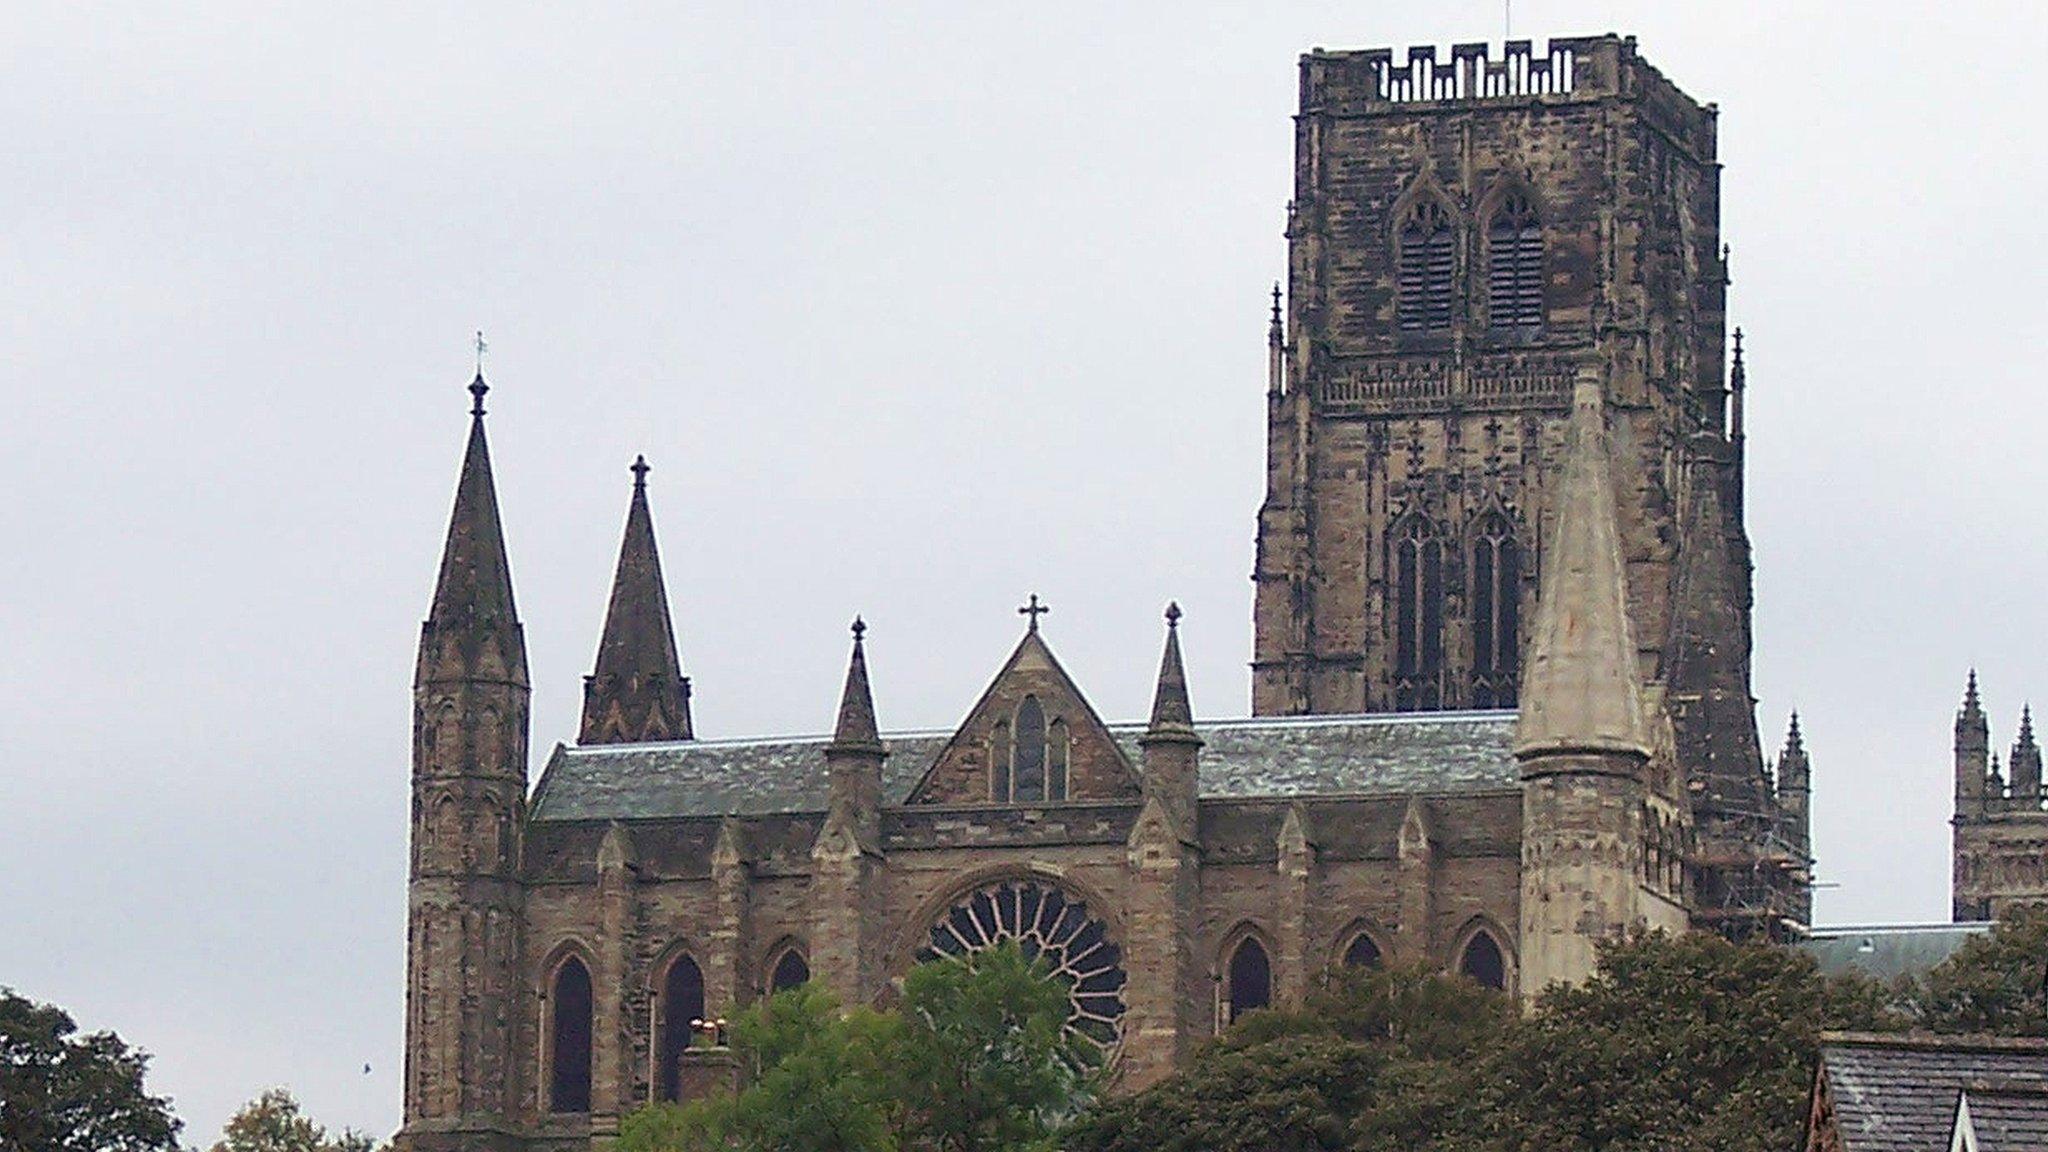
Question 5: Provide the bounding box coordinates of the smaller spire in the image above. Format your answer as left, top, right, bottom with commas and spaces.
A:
1268, 283, 1283, 342
1784, 711, 1804, 755
1145, 602, 1196, 736
1963, 669, 1985, 719
2021, 704, 2035, 745
830, 617, 882, 751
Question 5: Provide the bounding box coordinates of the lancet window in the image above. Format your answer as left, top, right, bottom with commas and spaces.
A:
1392, 515, 1445, 711
654, 954, 705, 1102
1469, 511, 1522, 709
1342, 932, 1384, 969
1397, 199, 1456, 333
989, 696, 1070, 803
768, 948, 810, 993
1225, 937, 1273, 1023
548, 956, 593, 1113
1458, 931, 1507, 991
1486, 191, 1544, 330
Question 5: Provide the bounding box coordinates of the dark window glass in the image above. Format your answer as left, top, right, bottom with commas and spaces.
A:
988, 721, 1011, 801
769, 949, 809, 993
1047, 719, 1070, 801
1343, 933, 1383, 969
1014, 697, 1046, 802
1471, 513, 1522, 708
655, 954, 705, 1102
1393, 517, 1444, 710
549, 957, 594, 1113
1227, 938, 1273, 1022
1459, 932, 1506, 991
1487, 192, 1544, 330
1397, 200, 1456, 333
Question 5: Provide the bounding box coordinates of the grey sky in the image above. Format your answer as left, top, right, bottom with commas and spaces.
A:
1, 0, 2043, 1144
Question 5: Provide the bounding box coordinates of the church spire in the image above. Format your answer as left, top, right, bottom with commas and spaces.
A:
830, 618, 883, 753
579, 455, 693, 744
1145, 602, 1198, 738
1513, 378, 1650, 762
418, 371, 526, 687
2010, 705, 2041, 804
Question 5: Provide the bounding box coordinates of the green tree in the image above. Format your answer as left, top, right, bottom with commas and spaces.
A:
1913, 908, 2048, 1036
0, 987, 183, 1152
210, 1088, 380, 1152
1485, 932, 1898, 1152
619, 941, 1090, 1152
1063, 963, 1512, 1152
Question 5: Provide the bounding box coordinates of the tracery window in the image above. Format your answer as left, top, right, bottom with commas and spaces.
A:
656, 953, 705, 1102
1458, 931, 1507, 991
990, 697, 1070, 803
548, 956, 593, 1113
1392, 516, 1445, 711
768, 948, 810, 993
1342, 932, 1383, 969
1487, 192, 1544, 330
1397, 199, 1456, 333
1469, 511, 1522, 709
918, 879, 1126, 1058
1225, 937, 1273, 1023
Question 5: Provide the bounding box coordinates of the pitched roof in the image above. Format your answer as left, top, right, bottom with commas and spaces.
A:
1816, 1032, 2048, 1152
1800, 924, 1990, 983
529, 710, 1519, 822
1958, 1082, 2048, 1152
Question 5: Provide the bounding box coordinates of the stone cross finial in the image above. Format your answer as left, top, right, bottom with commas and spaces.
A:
1019, 594, 1049, 632
1165, 601, 1182, 629
851, 615, 867, 643
631, 454, 650, 490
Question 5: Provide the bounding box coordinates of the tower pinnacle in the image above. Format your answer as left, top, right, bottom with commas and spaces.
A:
1145, 602, 1197, 738
830, 617, 882, 752
580, 456, 692, 744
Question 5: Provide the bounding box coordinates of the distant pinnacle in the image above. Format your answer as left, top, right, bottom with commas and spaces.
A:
1145, 604, 1196, 735
1965, 669, 1982, 713
831, 620, 882, 751
1784, 711, 1804, 753
1269, 283, 1283, 336
2021, 705, 2036, 744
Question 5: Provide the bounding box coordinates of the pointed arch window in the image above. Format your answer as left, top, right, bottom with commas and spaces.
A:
768, 948, 810, 993
1470, 511, 1522, 709
1392, 516, 1445, 711
1397, 198, 1456, 334
991, 697, 1069, 803
1458, 931, 1507, 991
1226, 937, 1272, 1023
1342, 932, 1383, 969
547, 956, 593, 1113
656, 954, 705, 1102
1487, 192, 1544, 331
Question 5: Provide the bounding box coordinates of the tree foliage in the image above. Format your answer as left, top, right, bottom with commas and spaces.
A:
0, 987, 183, 1152
1912, 907, 2048, 1037
619, 941, 1092, 1152
210, 1088, 380, 1152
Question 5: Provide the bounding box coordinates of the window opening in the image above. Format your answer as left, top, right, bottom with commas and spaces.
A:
768, 949, 810, 993
548, 957, 593, 1113
1470, 512, 1522, 708
656, 954, 705, 1102
1343, 933, 1383, 969
1459, 932, 1506, 991
1393, 517, 1445, 710
1013, 697, 1047, 802
1397, 199, 1456, 333
1226, 937, 1273, 1023
1487, 192, 1543, 330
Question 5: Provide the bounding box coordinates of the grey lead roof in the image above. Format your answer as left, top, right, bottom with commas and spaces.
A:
1799, 924, 1992, 983
529, 711, 1518, 822
1819, 1034, 2048, 1152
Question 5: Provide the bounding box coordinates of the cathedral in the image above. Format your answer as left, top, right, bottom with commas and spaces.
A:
397, 35, 1811, 1152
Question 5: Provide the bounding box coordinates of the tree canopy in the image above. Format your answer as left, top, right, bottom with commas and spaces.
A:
1912, 907, 2048, 1037
0, 987, 183, 1152
619, 941, 1092, 1152
210, 1087, 379, 1152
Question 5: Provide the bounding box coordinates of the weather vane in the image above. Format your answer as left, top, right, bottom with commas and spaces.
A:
474, 330, 488, 375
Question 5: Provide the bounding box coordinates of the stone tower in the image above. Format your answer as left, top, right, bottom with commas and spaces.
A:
1513, 376, 1682, 991
400, 374, 531, 1152
1251, 36, 1798, 936
580, 456, 693, 745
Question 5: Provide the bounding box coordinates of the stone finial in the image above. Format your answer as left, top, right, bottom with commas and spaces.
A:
580, 456, 693, 744
1784, 711, 1803, 755
830, 617, 883, 752
1512, 378, 1651, 762
1268, 283, 1284, 342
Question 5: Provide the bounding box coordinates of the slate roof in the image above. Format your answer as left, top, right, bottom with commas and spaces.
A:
1816, 1032, 2048, 1152
1960, 1082, 2048, 1152
529, 711, 1518, 822
1800, 923, 1992, 983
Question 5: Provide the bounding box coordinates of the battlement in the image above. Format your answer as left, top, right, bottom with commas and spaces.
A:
1299, 34, 1716, 157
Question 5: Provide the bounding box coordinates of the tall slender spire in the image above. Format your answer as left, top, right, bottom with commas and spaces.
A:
831, 618, 882, 752
1267, 283, 1286, 397
2010, 705, 2041, 802
579, 455, 693, 744
419, 372, 525, 685
1513, 378, 1650, 762
1728, 327, 1746, 441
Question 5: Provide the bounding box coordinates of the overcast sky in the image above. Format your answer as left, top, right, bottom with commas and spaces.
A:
2, 0, 2045, 1144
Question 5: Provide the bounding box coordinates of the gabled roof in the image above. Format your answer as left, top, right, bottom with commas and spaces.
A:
528, 710, 1519, 822
1955, 1081, 2048, 1152
1813, 1032, 2048, 1152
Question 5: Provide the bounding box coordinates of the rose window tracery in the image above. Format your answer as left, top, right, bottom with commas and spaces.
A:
917, 879, 1127, 1055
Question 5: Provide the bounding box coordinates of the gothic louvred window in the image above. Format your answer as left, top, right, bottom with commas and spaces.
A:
1487, 191, 1544, 330
1392, 515, 1445, 711
1397, 198, 1456, 333
1469, 510, 1522, 708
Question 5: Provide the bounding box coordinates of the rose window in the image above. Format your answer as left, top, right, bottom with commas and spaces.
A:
917, 879, 1127, 1054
